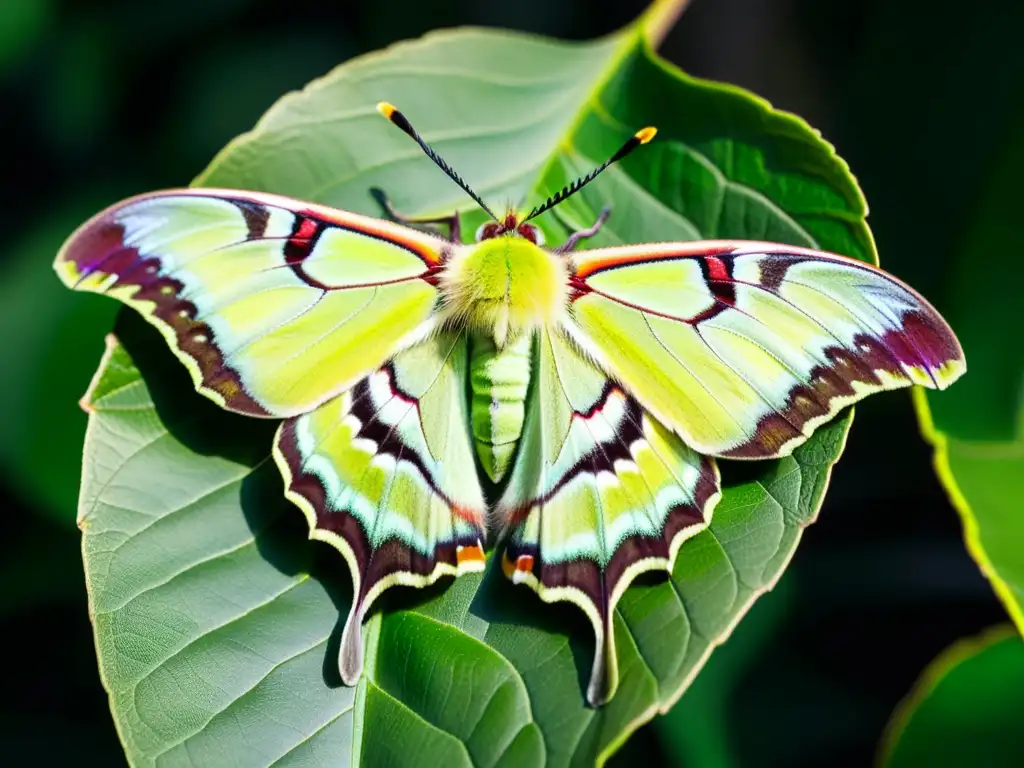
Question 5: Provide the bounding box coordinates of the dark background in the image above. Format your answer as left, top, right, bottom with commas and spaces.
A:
0, 0, 1018, 764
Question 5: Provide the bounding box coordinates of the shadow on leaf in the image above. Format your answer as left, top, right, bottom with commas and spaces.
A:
114, 309, 275, 464
473, 556, 600, 704
115, 308, 355, 687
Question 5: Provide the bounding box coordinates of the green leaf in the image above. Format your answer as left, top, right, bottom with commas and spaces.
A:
77, 7, 873, 765
914, 112, 1024, 634
649, 576, 792, 767
880, 627, 1024, 767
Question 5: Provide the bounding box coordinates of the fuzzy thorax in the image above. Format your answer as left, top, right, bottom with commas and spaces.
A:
440, 236, 568, 347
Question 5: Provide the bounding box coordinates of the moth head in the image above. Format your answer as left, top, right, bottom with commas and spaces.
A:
516, 222, 545, 246
377, 101, 655, 241
475, 216, 545, 247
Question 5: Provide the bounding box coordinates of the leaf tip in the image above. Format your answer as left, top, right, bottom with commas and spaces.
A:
79, 333, 122, 413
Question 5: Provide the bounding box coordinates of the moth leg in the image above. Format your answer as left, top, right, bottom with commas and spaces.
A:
370, 187, 462, 242
552, 205, 611, 254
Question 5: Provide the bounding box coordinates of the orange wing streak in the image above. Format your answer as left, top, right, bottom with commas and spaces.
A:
456, 543, 486, 566
571, 240, 880, 280
501, 551, 534, 578
144, 187, 447, 267
327, 216, 445, 267
573, 241, 734, 279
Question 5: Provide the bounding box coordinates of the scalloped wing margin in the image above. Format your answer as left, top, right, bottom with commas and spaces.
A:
273, 333, 486, 683
55, 188, 452, 417
567, 240, 966, 459
496, 328, 721, 706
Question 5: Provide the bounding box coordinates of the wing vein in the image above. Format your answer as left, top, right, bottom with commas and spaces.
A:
640, 313, 749, 438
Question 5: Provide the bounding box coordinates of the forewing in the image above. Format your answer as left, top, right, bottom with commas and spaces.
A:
496, 329, 721, 706
273, 332, 486, 684
568, 241, 966, 458
55, 188, 452, 417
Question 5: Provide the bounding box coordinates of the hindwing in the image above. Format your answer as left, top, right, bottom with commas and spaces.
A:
496, 329, 721, 706
273, 333, 485, 683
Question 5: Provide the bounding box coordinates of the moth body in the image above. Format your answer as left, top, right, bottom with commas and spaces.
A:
469, 331, 532, 484
441, 234, 567, 348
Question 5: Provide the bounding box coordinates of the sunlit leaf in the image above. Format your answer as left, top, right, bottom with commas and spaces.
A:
76, 5, 873, 763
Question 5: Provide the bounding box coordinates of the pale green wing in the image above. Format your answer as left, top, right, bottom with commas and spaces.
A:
568, 241, 966, 458
496, 329, 721, 707
273, 332, 486, 684
55, 188, 454, 417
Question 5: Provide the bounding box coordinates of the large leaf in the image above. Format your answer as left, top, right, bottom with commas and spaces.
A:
914, 113, 1024, 633
879, 627, 1024, 767
648, 576, 792, 766
76, 4, 874, 764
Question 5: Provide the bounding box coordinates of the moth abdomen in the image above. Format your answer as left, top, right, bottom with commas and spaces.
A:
468, 331, 533, 483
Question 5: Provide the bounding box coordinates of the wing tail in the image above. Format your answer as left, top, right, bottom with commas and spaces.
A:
498, 329, 720, 706
273, 333, 486, 682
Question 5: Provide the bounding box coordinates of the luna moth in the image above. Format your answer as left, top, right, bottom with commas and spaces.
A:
55, 102, 965, 707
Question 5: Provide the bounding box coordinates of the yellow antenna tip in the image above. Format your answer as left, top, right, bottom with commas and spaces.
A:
635, 126, 657, 144
377, 102, 397, 119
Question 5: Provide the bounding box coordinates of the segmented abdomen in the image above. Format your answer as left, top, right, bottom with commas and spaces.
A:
469, 332, 532, 483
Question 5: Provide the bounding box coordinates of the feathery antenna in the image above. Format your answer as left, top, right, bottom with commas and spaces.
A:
523, 127, 657, 222
377, 102, 499, 222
